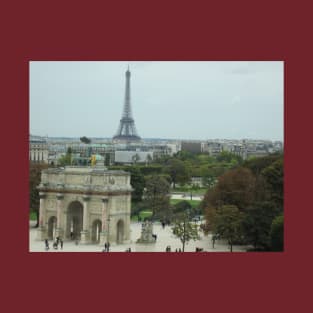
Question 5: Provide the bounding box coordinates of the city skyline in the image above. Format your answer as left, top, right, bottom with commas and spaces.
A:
30, 61, 284, 141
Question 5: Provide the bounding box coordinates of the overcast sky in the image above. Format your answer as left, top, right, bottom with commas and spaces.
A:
30, 61, 284, 141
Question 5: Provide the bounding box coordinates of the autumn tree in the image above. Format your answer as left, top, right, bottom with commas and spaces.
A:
202, 167, 256, 211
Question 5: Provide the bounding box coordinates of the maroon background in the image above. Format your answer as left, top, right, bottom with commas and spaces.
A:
1, 0, 312, 311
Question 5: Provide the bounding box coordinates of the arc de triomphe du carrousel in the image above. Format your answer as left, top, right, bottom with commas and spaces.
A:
36, 164, 132, 245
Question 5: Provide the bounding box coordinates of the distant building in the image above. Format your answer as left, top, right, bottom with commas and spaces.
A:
114, 151, 152, 164
181, 141, 202, 153
29, 135, 49, 163
203, 141, 223, 156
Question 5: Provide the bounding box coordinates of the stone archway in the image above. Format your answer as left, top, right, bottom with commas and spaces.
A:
47, 216, 57, 240
91, 219, 102, 243
116, 219, 124, 244
66, 201, 83, 240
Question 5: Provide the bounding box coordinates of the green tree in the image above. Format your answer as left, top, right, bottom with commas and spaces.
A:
123, 167, 145, 202
173, 200, 192, 214
172, 212, 200, 252
213, 205, 244, 252
164, 158, 190, 188
58, 147, 73, 166
80, 136, 91, 144
243, 153, 282, 177
29, 162, 48, 227
270, 214, 284, 251
261, 158, 284, 211
175, 150, 196, 162
105, 153, 111, 166
200, 166, 217, 188
242, 202, 276, 250
216, 151, 243, 164
144, 175, 170, 219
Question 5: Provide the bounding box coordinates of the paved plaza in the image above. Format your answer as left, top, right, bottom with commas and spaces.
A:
29, 220, 249, 253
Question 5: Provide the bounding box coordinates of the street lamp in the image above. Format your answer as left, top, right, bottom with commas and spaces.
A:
106, 215, 111, 251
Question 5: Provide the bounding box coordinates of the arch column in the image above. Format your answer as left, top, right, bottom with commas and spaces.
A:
55, 193, 64, 239
36, 192, 46, 240
80, 195, 90, 244
100, 198, 108, 245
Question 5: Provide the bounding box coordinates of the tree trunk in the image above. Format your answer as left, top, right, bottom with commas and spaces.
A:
35, 210, 39, 228
182, 220, 186, 252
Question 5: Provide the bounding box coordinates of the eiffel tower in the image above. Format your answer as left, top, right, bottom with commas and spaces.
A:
112, 67, 141, 143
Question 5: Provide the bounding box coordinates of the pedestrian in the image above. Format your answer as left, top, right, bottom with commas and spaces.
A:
44, 239, 49, 251
60, 239, 63, 250
104, 242, 110, 252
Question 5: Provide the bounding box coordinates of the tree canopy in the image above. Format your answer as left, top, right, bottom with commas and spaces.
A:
144, 175, 170, 219
123, 167, 145, 202
202, 167, 256, 211
172, 211, 200, 252
212, 205, 244, 252
270, 214, 284, 251
202, 154, 284, 251
80, 136, 91, 144
163, 158, 190, 188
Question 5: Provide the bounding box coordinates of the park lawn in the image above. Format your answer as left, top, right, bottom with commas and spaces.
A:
170, 199, 201, 208
131, 210, 153, 221
172, 187, 207, 196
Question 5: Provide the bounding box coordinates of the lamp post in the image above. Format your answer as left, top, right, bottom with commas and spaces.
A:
106, 215, 111, 251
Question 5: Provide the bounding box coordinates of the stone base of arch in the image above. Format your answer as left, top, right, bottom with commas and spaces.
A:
80, 230, 90, 244
36, 226, 46, 241
99, 231, 107, 246
55, 228, 64, 239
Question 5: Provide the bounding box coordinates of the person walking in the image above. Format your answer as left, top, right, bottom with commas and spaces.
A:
60, 239, 63, 250
44, 239, 49, 251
